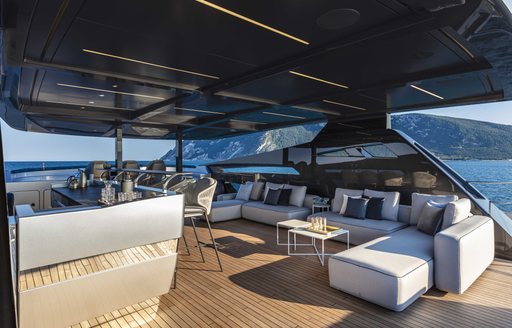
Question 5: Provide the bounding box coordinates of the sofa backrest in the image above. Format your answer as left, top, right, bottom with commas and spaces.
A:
398, 204, 412, 224
303, 194, 317, 209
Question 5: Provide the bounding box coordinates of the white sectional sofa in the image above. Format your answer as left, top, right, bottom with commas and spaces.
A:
326, 189, 495, 311
210, 182, 316, 225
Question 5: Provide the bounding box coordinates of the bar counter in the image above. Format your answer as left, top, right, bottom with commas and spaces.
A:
51, 184, 172, 207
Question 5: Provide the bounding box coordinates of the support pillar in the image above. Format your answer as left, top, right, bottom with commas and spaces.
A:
0, 123, 17, 327
115, 126, 123, 170
176, 130, 183, 173
282, 148, 289, 166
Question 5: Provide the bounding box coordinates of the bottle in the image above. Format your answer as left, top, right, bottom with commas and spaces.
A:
78, 170, 87, 188
121, 172, 134, 193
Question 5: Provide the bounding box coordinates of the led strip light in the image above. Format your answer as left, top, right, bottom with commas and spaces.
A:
322, 99, 366, 111
82, 49, 220, 79
289, 71, 349, 89
410, 85, 444, 100
196, 0, 309, 45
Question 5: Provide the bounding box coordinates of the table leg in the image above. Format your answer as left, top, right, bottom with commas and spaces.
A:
276, 224, 279, 245
321, 239, 325, 266
347, 232, 350, 249
294, 233, 297, 251
287, 229, 290, 255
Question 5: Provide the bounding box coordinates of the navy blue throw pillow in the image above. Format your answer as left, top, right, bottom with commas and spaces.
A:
365, 197, 384, 220
278, 188, 292, 206
264, 188, 281, 205
344, 197, 369, 219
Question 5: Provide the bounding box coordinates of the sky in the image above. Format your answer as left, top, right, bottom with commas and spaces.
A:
0, 119, 175, 161
397, 100, 512, 125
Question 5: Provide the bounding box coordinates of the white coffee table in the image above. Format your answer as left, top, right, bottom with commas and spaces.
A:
288, 227, 349, 266
276, 219, 312, 247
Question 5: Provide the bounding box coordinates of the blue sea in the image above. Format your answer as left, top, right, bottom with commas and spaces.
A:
4, 160, 512, 212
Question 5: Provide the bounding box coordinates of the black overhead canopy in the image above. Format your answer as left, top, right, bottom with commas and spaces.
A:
0, 0, 511, 139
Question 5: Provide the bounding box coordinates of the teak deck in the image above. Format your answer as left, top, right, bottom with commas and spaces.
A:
55, 219, 512, 327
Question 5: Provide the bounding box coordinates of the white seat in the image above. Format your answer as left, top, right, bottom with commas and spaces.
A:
210, 199, 245, 222
329, 227, 434, 312
309, 211, 407, 245
242, 201, 311, 225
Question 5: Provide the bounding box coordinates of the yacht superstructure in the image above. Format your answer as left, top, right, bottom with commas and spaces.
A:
1, 1, 512, 327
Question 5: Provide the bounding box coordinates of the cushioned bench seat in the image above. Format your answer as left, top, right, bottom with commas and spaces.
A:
210, 199, 245, 222
329, 226, 434, 311
308, 211, 408, 245
242, 201, 311, 225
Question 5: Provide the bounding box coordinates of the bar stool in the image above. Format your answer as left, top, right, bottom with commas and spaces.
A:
182, 178, 222, 271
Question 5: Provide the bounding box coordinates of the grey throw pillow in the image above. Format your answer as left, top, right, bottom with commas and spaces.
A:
417, 201, 445, 236
249, 181, 265, 200
235, 183, 253, 201
344, 197, 369, 219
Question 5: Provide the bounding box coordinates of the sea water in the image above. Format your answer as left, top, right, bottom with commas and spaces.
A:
446, 160, 512, 212
4, 160, 512, 211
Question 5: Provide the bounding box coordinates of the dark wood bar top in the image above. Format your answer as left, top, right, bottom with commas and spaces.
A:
52, 184, 175, 208
52, 185, 116, 206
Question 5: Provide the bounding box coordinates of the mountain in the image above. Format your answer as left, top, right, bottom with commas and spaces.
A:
161, 123, 324, 162
391, 114, 512, 160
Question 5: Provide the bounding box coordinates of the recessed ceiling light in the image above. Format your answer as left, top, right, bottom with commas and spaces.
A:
410, 85, 444, 100
82, 49, 220, 79
80, 106, 85, 109
174, 106, 225, 115
262, 111, 305, 120
99, 94, 105, 97
88, 101, 95, 104
322, 99, 366, 111
112, 84, 118, 88
57, 83, 166, 100
196, 0, 309, 45
289, 71, 349, 89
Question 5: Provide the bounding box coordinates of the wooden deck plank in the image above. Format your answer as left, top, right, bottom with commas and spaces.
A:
22, 218, 509, 328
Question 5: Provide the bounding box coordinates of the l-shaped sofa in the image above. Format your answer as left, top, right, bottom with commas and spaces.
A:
212, 183, 495, 312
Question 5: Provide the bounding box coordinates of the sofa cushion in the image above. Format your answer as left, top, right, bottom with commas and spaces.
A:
410, 193, 458, 225
442, 198, 471, 230
332, 188, 364, 213
284, 184, 307, 207
340, 194, 362, 215
278, 188, 292, 206
235, 183, 253, 201
366, 197, 384, 220
344, 197, 369, 219
248, 181, 265, 201
363, 189, 400, 221
417, 201, 444, 236
264, 188, 281, 205
242, 201, 311, 225
210, 200, 245, 222
320, 211, 407, 233
263, 182, 284, 200
331, 226, 434, 278
311, 211, 407, 245
329, 226, 434, 311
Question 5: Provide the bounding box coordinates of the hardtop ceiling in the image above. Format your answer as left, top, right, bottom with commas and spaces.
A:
0, 0, 509, 139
